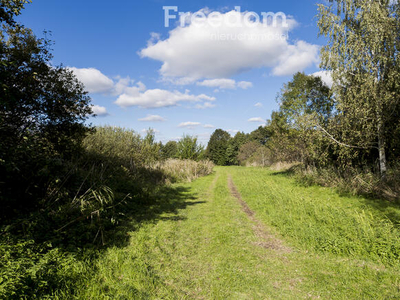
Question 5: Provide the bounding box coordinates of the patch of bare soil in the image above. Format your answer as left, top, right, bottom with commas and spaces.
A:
228, 175, 292, 253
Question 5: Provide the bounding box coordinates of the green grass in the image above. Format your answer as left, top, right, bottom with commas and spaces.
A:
3, 166, 400, 299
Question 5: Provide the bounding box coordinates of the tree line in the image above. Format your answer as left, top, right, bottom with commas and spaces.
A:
203, 0, 400, 199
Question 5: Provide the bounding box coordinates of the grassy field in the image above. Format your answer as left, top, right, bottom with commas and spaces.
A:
31, 167, 400, 298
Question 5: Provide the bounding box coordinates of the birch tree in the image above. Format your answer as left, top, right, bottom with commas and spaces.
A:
318, 0, 400, 177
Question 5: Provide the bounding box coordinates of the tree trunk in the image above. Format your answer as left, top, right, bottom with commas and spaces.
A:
377, 117, 387, 179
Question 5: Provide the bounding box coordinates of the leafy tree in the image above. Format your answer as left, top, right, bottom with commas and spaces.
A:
161, 141, 178, 159
205, 129, 231, 165
141, 129, 162, 164
238, 141, 260, 165
176, 134, 204, 160
249, 126, 270, 145
0, 24, 92, 217
226, 131, 248, 165
318, 0, 400, 177
0, 0, 30, 25
278, 72, 334, 126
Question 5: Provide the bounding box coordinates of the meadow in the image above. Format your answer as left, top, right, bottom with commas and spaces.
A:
3, 166, 397, 299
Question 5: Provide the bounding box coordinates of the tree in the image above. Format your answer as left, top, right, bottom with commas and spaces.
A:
226, 131, 248, 165
161, 141, 178, 159
0, 0, 30, 25
278, 72, 333, 126
0, 24, 92, 216
238, 141, 259, 165
205, 129, 231, 165
249, 126, 270, 145
176, 134, 204, 160
318, 0, 400, 177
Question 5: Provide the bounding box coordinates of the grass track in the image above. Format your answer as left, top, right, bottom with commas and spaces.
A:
64, 167, 399, 299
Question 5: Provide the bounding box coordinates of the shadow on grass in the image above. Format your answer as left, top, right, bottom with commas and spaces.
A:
108, 184, 205, 248
0, 179, 208, 299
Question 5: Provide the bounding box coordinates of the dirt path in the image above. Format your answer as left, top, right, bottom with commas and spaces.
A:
227, 174, 291, 253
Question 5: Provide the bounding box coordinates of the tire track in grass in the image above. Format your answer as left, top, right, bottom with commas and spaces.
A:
228, 174, 292, 253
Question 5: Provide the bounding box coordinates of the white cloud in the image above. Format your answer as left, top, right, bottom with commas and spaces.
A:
203, 124, 215, 128
237, 81, 253, 89
248, 117, 266, 123
141, 128, 160, 134
69, 67, 148, 98
272, 41, 320, 76
178, 122, 201, 129
197, 79, 253, 90
70, 67, 114, 94
197, 78, 236, 89
140, 9, 319, 82
254, 102, 263, 107
227, 129, 239, 136
91, 105, 109, 117
138, 114, 167, 122
115, 89, 215, 108
312, 70, 333, 88
195, 102, 216, 109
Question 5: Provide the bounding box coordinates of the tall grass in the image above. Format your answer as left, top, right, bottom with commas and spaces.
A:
293, 164, 400, 201
230, 167, 400, 266
153, 159, 214, 183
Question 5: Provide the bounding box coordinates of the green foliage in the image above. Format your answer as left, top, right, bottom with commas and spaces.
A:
0, 237, 90, 299
238, 141, 259, 165
205, 129, 231, 165
0, 0, 30, 25
0, 25, 92, 219
161, 140, 178, 159
176, 134, 204, 160
278, 72, 333, 125
225, 131, 248, 165
318, 0, 400, 175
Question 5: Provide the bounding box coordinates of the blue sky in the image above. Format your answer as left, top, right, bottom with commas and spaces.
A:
17, 0, 331, 144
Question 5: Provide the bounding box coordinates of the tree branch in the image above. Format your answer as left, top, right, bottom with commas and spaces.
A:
316, 124, 377, 150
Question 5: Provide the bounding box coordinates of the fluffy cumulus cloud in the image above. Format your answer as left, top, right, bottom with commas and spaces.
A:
138, 114, 167, 122
254, 102, 263, 107
91, 105, 109, 116
115, 88, 215, 108
69, 67, 114, 94
178, 121, 201, 129
312, 70, 333, 88
248, 117, 266, 123
70, 67, 216, 109
140, 8, 320, 82
272, 41, 319, 76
